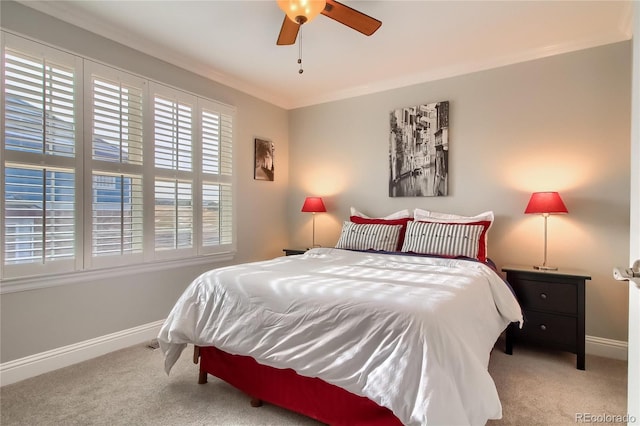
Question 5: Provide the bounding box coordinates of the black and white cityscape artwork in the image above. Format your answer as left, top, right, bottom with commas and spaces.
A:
389, 101, 449, 197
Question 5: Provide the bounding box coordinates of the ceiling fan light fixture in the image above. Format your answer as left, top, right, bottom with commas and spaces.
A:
277, 0, 326, 24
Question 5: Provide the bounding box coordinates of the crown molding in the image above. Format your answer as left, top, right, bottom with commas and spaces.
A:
289, 30, 631, 109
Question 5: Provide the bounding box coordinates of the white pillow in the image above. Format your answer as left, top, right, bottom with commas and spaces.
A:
350, 207, 411, 220
335, 221, 402, 252
413, 209, 494, 224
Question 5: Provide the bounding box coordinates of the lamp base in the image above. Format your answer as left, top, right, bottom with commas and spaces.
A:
534, 265, 558, 271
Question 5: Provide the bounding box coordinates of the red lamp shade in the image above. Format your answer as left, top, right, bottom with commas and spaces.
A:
524, 192, 568, 215
301, 197, 326, 213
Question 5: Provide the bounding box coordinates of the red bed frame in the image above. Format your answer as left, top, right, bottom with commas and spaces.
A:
194, 346, 403, 425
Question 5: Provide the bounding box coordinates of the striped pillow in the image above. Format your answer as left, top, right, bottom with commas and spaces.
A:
349, 216, 412, 251
401, 221, 485, 260
335, 221, 402, 252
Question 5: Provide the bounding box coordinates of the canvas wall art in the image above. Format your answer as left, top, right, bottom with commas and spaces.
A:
254, 138, 274, 181
389, 101, 449, 197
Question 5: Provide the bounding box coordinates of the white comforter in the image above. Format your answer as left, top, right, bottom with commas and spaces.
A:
158, 248, 522, 426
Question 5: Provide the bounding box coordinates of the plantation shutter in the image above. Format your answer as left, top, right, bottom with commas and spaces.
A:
91, 78, 143, 165
154, 96, 192, 172
151, 85, 195, 256
154, 179, 193, 250
2, 35, 80, 277
4, 51, 75, 157
201, 105, 233, 249
87, 64, 145, 265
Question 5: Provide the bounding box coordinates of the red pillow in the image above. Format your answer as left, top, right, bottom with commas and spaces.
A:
412, 220, 491, 262
349, 216, 413, 251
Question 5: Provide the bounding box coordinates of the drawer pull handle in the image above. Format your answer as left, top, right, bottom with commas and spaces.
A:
540, 293, 548, 300
540, 324, 547, 331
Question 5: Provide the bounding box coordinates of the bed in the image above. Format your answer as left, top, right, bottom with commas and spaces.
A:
158, 243, 523, 425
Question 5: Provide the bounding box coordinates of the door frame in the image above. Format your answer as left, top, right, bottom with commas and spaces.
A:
627, 3, 639, 423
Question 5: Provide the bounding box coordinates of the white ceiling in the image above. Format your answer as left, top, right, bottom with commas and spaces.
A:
19, 0, 633, 110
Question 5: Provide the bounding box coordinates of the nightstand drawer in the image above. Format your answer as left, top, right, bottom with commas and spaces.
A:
512, 279, 577, 314
519, 310, 577, 348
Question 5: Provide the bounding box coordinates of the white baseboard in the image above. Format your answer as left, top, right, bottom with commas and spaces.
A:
586, 335, 628, 361
0, 319, 165, 387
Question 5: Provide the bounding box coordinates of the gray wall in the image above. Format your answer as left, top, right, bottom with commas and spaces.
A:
0, 2, 291, 362
287, 41, 632, 343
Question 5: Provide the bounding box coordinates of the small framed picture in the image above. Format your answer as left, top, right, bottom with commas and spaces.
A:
254, 138, 274, 181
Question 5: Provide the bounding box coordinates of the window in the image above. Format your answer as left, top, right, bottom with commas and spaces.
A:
1, 33, 235, 282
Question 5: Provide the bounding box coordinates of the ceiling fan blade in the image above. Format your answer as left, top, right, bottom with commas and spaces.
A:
277, 16, 299, 45
321, 0, 382, 36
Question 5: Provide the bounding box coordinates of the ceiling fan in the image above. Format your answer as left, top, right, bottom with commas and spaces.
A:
276, 0, 382, 46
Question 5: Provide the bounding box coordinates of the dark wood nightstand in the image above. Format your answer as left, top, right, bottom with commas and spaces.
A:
502, 265, 591, 370
283, 248, 308, 256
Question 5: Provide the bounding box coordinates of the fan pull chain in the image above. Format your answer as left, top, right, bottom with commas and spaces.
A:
298, 26, 304, 74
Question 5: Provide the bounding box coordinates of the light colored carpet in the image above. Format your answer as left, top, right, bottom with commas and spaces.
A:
487, 342, 627, 426
0, 339, 627, 425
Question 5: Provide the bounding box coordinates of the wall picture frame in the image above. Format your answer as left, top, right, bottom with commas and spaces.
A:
389, 101, 449, 197
254, 138, 275, 181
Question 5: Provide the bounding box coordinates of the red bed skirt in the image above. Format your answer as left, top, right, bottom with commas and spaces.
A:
197, 346, 403, 426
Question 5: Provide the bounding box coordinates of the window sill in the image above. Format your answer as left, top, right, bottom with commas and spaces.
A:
0, 251, 236, 294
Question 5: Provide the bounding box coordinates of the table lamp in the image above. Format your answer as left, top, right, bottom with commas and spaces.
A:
524, 191, 568, 270
301, 196, 326, 248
